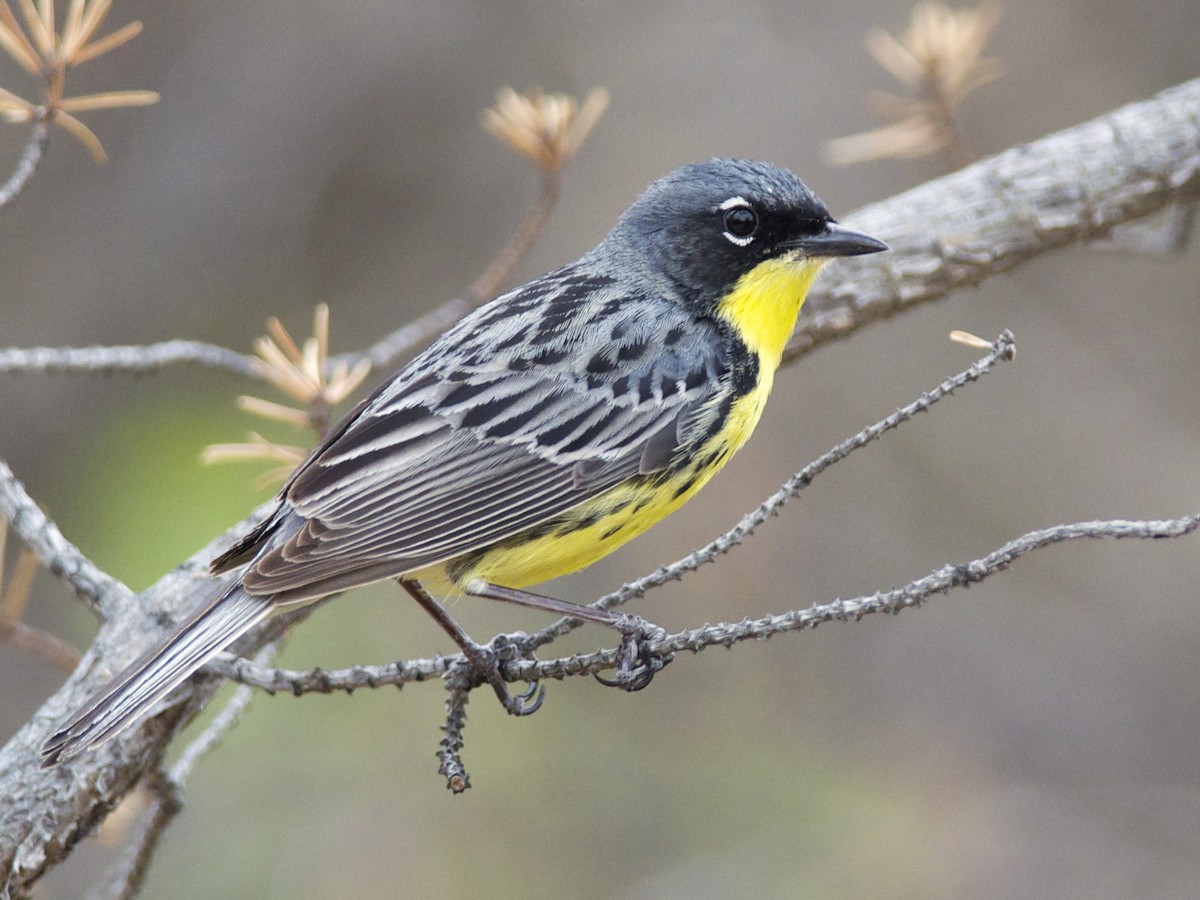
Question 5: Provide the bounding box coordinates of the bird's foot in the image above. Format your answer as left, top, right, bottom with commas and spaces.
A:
594, 615, 672, 691
464, 632, 545, 716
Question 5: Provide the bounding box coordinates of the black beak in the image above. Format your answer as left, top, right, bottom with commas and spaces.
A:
793, 221, 888, 257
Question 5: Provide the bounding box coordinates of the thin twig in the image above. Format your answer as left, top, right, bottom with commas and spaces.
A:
648, 515, 1200, 657
93, 641, 281, 900
470, 168, 562, 302
209, 651, 448, 693
169, 641, 282, 783
0, 118, 48, 210
437, 666, 473, 794
85, 776, 180, 900
0, 340, 261, 378
336, 298, 473, 372
0, 456, 131, 617
0, 617, 81, 671
214, 514, 1200, 699
335, 164, 565, 374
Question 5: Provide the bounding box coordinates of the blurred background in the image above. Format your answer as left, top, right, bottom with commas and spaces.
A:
3, 1, 1199, 897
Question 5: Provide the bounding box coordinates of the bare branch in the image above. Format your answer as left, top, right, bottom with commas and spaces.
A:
0, 457, 132, 617
210, 651, 447, 694
7, 80, 1196, 392
792, 77, 1200, 362
218, 513, 1200, 694
0, 119, 48, 211
209, 511, 1200, 794
436, 666, 474, 794
654, 515, 1200, 655
0, 340, 261, 378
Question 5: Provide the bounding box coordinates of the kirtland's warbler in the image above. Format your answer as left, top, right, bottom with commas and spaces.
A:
43, 158, 886, 765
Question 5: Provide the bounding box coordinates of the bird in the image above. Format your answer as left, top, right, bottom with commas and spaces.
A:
42, 158, 887, 766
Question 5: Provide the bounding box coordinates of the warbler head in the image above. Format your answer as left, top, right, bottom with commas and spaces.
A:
604, 158, 886, 312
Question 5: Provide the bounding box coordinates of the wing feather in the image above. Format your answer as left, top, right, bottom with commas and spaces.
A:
234, 272, 731, 599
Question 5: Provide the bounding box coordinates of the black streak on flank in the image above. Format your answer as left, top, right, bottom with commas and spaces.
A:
600, 523, 625, 541
730, 352, 759, 396
671, 472, 700, 500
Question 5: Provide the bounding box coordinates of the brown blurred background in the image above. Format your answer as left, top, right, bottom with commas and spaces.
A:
3, 1, 1200, 897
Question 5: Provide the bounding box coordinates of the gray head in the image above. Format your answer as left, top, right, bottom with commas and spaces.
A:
602, 158, 885, 310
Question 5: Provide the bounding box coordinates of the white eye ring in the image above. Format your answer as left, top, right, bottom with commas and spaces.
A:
719, 196, 756, 246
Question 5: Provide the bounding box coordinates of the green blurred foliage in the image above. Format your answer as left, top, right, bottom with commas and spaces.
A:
50, 392, 278, 591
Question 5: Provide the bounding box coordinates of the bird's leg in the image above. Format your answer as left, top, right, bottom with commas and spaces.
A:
467, 582, 672, 691
399, 578, 543, 715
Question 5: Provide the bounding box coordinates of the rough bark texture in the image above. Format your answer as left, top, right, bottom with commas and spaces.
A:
793, 77, 1200, 357
1, 78, 1199, 897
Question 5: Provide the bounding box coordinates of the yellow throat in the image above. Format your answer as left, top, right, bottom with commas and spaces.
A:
716, 253, 828, 377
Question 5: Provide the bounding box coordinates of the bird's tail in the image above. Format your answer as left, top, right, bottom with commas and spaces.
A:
41, 585, 274, 767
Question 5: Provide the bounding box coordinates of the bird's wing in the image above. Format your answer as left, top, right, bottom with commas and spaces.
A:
226, 274, 730, 600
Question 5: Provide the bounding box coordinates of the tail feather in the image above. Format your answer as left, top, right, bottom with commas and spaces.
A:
41, 586, 273, 767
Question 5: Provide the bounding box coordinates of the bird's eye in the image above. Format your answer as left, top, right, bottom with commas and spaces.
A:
721, 204, 758, 246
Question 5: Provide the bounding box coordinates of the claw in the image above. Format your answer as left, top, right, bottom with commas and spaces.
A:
594, 618, 672, 691
466, 632, 546, 717
509, 683, 547, 716
516, 678, 541, 704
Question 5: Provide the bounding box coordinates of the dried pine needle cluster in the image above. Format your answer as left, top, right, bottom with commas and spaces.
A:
482, 86, 609, 174
0, 0, 158, 161
203, 305, 371, 486
825, 2, 1003, 169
